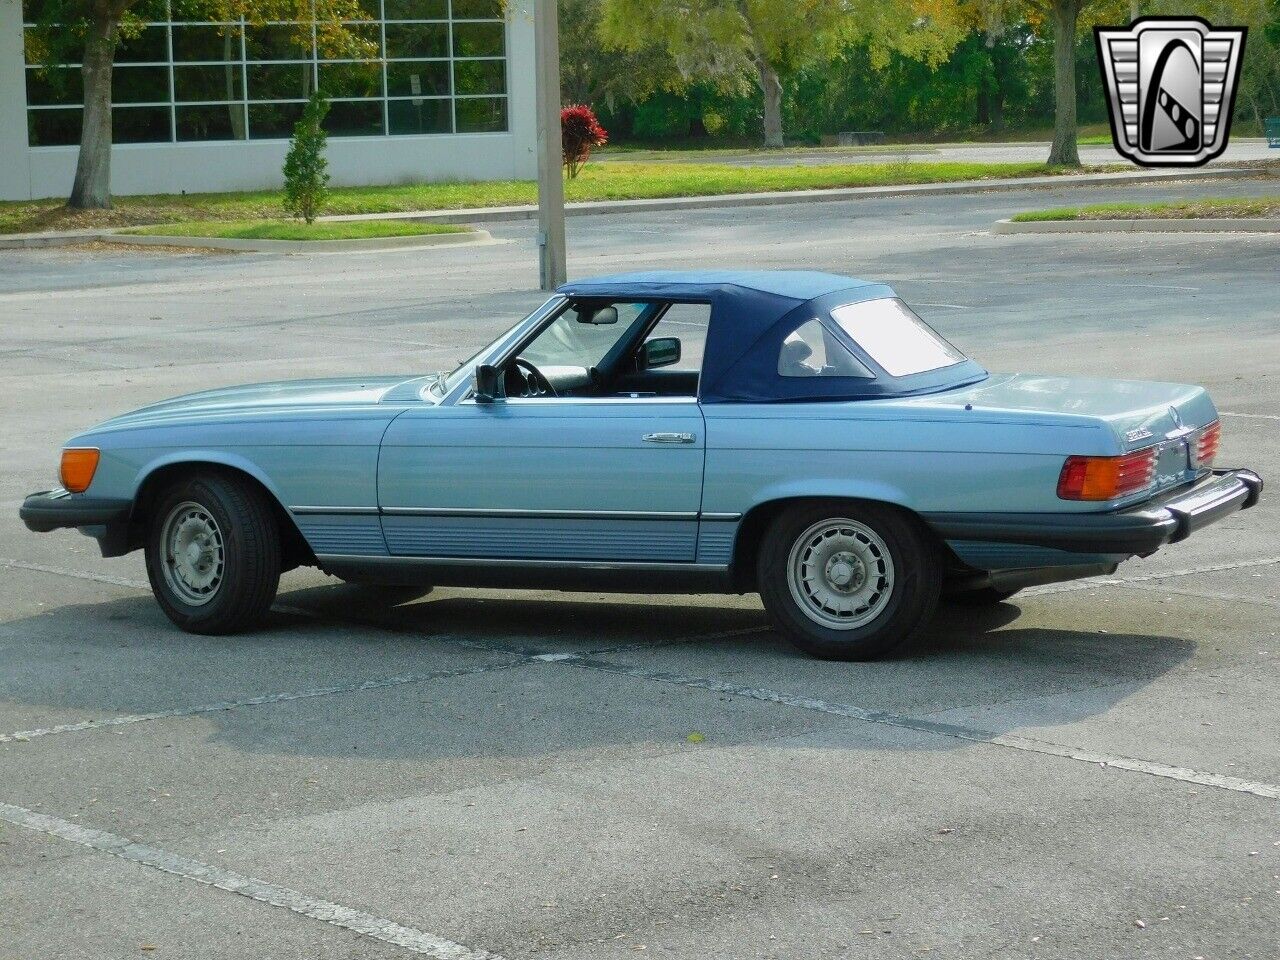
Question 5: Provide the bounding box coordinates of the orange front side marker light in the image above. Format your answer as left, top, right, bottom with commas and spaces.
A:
1057, 449, 1157, 501
59, 448, 100, 494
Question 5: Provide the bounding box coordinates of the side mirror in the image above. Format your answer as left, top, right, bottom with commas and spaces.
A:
642, 337, 681, 370
473, 364, 501, 403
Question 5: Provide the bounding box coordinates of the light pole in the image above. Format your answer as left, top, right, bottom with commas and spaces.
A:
534, 0, 566, 290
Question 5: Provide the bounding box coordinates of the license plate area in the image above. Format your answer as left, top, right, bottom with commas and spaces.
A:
1152, 438, 1192, 491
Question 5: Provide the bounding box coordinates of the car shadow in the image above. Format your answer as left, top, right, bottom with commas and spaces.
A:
0, 584, 1194, 762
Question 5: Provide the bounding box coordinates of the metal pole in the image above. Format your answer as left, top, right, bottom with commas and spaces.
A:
534, 0, 566, 290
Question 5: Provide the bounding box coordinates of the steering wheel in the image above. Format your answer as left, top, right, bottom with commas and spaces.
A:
510, 357, 557, 398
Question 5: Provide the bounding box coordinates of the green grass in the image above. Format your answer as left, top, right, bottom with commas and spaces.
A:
121, 219, 468, 241
1011, 196, 1280, 222
1, 160, 1109, 235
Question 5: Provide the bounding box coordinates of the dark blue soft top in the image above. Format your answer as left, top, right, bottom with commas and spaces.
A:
558, 270, 987, 403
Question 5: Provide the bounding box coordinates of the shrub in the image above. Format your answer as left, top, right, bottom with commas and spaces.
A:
561, 104, 608, 179
283, 92, 331, 224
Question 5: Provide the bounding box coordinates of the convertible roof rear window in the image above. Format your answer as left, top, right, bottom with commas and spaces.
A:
831, 298, 965, 377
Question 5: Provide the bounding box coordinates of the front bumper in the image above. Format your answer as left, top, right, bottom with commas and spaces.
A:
926, 468, 1263, 556
20, 488, 132, 534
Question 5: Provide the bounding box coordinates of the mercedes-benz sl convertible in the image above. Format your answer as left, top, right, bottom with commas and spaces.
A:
21, 271, 1262, 659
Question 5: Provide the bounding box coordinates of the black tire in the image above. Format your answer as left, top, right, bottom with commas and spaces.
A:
757, 500, 941, 661
144, 472, 281, 634
946, 586, 1020, 606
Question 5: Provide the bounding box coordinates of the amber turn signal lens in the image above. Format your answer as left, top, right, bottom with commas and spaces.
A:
1057, 449, 1157, 501
59, 448, 100, 494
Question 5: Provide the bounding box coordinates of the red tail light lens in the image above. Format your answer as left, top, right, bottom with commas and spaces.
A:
1192, 420, 1221, 468
1057, 449, 1158, 501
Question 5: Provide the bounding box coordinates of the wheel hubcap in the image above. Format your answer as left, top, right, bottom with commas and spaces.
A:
160, 501, 224, 606
787, 518, 894, 630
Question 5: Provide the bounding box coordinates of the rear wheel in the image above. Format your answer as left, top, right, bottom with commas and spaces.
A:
757, 501, 941, 660
145, 473, 281, 634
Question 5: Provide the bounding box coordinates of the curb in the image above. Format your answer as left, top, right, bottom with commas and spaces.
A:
993, 217, 1280, 235
321, 166, 1260, 226
0, 165, 1262, 249
98, 227, 494, 253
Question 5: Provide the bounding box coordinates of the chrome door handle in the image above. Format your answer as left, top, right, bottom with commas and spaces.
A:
643, 432, 696, 444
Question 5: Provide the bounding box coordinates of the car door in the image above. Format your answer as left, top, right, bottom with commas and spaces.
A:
377, 303, 708, 565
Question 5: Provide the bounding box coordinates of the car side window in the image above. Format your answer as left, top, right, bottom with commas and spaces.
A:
642, 302, 710, 374
778, 318, 873, 378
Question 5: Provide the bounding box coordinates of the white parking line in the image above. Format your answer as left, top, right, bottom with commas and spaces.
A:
0, 661, 526, 745
565, 658, 1280, 801
0, 557, 149, 590
0, 801, 499, 959
1220, 411, 1280, 421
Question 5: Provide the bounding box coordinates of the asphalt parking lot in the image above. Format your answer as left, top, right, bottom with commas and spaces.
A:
2, 176, 1278, 960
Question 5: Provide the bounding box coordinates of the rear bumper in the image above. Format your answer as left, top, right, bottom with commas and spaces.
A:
926, 468, 1263, 557
20, 489, 132, 534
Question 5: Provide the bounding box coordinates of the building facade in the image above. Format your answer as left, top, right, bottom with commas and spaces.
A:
0, 0, 536, 202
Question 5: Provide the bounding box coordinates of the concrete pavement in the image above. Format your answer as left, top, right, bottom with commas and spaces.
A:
1, 174, 1278, 959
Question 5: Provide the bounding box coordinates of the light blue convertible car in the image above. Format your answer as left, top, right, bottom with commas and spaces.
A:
22, 271, 1262, 659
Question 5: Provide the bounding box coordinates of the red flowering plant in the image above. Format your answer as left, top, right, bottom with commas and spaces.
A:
561, 105, 608, 179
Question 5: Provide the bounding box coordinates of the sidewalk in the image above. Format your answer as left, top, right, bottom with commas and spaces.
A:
0, 164, 1266, 249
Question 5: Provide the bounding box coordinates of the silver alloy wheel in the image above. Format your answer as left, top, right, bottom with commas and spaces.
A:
786, 517, 895, 630
160, 500, 225, 607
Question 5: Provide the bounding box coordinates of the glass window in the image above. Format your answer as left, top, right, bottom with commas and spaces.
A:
245, 25, 312, 61
452, 22, 503, 57
25, 3, 508, 144
388, 97, 452, 134
520, 303, 647, 371
385, 0, 449, 20
453, 59, 504, 96
249, 101, 306, 139
778, 318, 873, 378
451, 0, 504, 18
324, 99, 385, 137
113, 106, 171, 143
248, 63, 312, 101
385, 23, 448, 59
456, 96, 506, 132
116, 26, 169, 64
112, 66, 170, 104
172, 25, 242, 62
643, 303, 709, 373
28, 108, 82, 146
25, 67, 83, 106
829, 299, 965, 377
177, 104, 247, 141
175, 64, 244, 103
387, 60, 450, 97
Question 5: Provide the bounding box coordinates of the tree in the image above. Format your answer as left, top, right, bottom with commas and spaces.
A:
23, 0, 373, 210
561, 104, 608, 178
282, 91, 330, 224
601, 0, 965, 148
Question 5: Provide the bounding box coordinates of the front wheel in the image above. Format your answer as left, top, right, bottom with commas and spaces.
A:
145, 472, 281, 634
757, 501, 941, 660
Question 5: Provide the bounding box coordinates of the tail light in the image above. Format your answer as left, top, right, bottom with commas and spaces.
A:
1057, 449, 1157, 501
1192, 420, 1221, 468
59, 448, 100, 494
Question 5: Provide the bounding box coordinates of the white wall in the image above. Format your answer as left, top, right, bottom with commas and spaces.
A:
0, 2, 539, 202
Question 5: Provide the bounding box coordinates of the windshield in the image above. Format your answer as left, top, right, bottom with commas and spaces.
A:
829, 298, 966, 377
429, 297, 566, 397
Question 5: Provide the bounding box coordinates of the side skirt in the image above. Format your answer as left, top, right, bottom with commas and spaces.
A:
315, 554, 737, 594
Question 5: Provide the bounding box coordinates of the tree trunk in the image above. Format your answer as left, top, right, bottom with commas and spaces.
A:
69, 11, 121, 210
756, 59, 784, 148
1047, 0, 1082, 167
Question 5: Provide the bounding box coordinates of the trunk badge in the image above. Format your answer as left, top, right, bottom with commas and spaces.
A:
1126, 428, 1155, 442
